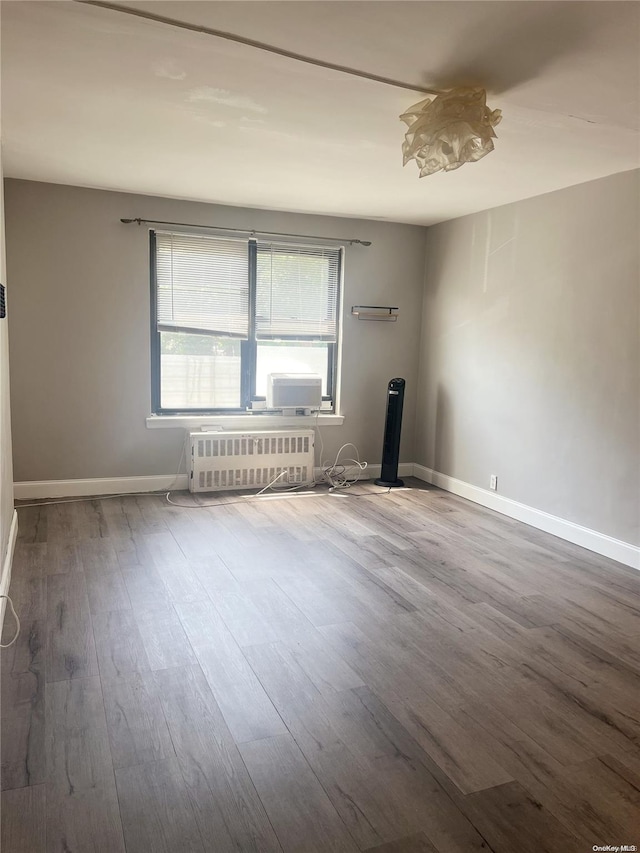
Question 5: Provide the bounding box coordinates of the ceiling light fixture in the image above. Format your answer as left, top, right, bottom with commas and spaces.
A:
400, 87, 502, 177
78, 1, 502, 179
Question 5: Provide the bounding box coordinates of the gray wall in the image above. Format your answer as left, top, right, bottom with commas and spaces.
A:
0, 143, 15, 574
5, 179, 426, 482
7, 172, 638, 547
416, 169, 640, 546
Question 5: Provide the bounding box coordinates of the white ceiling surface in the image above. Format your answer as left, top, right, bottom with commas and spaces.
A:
2, 1, 639, 225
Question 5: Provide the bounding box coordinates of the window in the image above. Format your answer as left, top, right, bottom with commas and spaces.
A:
151, 231, 341, 413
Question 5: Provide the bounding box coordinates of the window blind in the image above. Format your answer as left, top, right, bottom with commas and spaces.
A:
256, 243, 341, 341
155, 231, 249, 338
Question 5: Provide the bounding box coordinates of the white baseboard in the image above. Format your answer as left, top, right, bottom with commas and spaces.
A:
1, 510, 19, 631
13, 465, 638, 570
14, 475, 189, 501
14, 465, 416, 501
412, 464, 640, 570
314, 462, 413, 483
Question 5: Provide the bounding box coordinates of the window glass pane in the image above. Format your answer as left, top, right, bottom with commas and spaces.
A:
156, 232, 249, 338
256, 341, 329, 397
256, 244, 340, 340
160, 332, 241, 409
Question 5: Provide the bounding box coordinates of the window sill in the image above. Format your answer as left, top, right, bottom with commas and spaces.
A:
146, 413, 345, 430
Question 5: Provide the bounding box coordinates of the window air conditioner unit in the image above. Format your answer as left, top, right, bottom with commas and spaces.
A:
266, 373, 322, 410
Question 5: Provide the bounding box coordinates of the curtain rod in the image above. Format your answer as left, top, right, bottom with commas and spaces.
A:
120, 218, 372, 247
77, 0, 443, 97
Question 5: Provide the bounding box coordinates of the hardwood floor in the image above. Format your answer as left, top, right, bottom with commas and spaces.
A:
2, 479, 639, 852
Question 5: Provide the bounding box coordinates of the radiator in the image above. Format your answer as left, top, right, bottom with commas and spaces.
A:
188, 429, 315, 493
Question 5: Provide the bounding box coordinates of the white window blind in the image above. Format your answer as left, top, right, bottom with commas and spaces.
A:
156, 231, 249, 338
256, 243, 341, 341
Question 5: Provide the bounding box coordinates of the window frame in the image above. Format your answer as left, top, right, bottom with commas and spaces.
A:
150, 230, 341, 415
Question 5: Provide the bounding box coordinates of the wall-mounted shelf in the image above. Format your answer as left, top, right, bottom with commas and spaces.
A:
351, 305, 398, 321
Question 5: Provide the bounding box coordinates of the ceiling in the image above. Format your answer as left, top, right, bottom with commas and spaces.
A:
1, 1, 639, 225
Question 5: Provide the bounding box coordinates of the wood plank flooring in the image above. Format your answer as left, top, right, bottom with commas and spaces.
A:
2, 479, 640, 852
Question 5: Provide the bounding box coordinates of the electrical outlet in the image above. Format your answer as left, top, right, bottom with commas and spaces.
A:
489, 474, 498, 491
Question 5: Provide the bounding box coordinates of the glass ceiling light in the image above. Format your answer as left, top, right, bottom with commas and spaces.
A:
400, 87, 502, 177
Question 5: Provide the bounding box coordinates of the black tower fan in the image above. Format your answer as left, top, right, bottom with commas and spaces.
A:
375, 378, 405, 488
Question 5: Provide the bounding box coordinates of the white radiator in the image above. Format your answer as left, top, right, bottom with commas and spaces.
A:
188, 429, 315, 493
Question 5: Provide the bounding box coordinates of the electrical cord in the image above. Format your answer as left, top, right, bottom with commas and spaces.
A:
16, 490, 172, 509
256, 469, 289, 495
17, 473, 374, 510
16, 442, 189, 510
17, 430, 382, 512
313, 412, 367, 490
255, 468, 317, 496
320, 443, 368, 490
77, 0, 443, 99
166, 460, 317, 507
164, 484, 390, 508
0, 595, 20, 648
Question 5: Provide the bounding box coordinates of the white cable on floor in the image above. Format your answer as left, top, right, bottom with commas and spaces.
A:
0, 595, 20, 648
165, 486, 389, 508
313, 412, 367, 490
255, 468, 315, 496
321, 442, 368, 490
165, 465, 316, 507
16, 491, 170, 509
16, 431, 384, 512
17, 443, 188, 510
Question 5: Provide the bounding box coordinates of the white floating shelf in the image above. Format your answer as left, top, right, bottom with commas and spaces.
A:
351, 305, 398, 321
